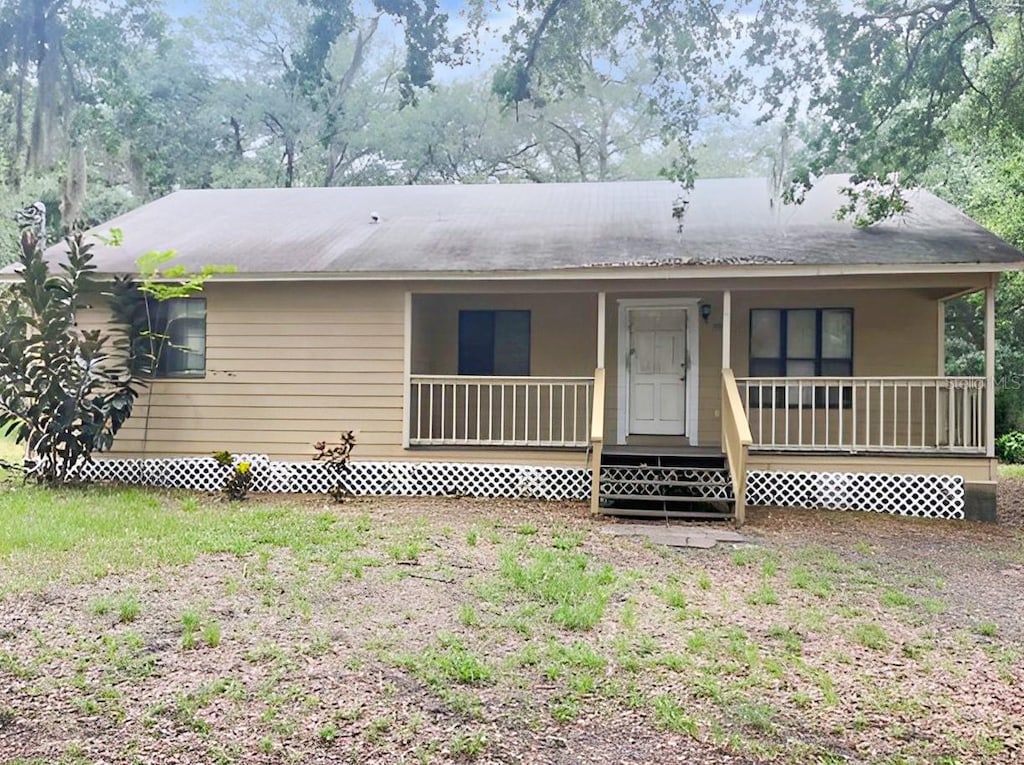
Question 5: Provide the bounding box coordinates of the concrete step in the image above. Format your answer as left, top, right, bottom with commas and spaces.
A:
601, 494, 735, 505
596, 507, 735, 520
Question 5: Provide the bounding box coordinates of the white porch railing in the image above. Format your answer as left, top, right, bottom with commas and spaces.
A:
722, 369, 753, 525
409, 375, 594, 447
736, 376, 986, 453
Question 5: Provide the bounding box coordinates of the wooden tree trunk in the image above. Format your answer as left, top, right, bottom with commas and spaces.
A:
61, 143, 87, 230
27, 15, 63, 174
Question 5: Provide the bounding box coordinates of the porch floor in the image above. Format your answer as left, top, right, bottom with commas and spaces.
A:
749, 447, 988, 457
602, 445, 724, 458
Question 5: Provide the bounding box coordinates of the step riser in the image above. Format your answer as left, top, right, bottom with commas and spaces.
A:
597, 507, 734, 520
598, 449, 735, 519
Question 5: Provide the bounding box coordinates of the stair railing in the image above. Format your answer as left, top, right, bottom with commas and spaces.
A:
589, 367, 606, 514
722, 368, 753, 526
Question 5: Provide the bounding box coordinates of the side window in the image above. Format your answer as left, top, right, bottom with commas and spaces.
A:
749, 308, 853, 377
458, 310, 530, 375
151, 298, 206, 378
748, 308, 853, 407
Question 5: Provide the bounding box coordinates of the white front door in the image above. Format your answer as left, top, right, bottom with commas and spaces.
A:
627, 308, 688, 435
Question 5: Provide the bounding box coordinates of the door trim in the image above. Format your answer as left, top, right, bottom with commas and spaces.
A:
616, 298, 701, 445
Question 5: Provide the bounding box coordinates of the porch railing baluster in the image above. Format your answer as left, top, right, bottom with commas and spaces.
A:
408, 375, 594, 448
733, 376, 986, 455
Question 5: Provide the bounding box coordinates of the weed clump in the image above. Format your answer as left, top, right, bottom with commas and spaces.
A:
212, 451, 252, 501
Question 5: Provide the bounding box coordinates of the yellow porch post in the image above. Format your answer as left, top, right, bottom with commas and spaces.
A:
590, 292, 607, 514
985, 277, 996, 458
402, 290, 412, 449
722, 289, 732, 370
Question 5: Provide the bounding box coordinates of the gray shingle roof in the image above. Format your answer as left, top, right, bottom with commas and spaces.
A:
30, 175, 1024, 274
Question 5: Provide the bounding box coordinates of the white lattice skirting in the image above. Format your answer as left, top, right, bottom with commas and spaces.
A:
75, 457, 964, 518
76, 457, 590, 501
745, 470, 965, 520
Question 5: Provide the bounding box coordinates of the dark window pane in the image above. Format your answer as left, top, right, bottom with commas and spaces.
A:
749, 358, 784, 376
786, 359, 816, 378
163, 318, 205, 373
152, 298, 206, 377
786, 310, 816, 358
821, 359, 852, 376
458, 310, 531, 376
748, 307, 854, 409
822, 309, 853, 358
458, 311, 495, 375
750, 310, 781, 358
493, 311, 530, 375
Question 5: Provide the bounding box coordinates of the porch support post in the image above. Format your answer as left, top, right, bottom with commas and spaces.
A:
936, 299, 945, 376
596, 291, 606, 368
402, 291, 412, 449
985, 277, 996, 458
722, 289, 732, 369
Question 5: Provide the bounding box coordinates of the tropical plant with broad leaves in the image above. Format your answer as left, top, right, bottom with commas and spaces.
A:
0, 231, 144, 484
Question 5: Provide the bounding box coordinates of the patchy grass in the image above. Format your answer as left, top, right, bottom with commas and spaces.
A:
0, 431, 22, 465
497, 544, 615, 630
1, 489, 1022, 764
975, 621, 999, 637
0, 485, 372, 596
997, 463, 1024, 479
651, 694, 699, 736
851, 622, 890, 650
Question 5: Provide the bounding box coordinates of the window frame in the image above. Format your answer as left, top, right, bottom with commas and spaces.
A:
457, 309, 531, 376
149, 297, 207, 379
748, 307, 853, 408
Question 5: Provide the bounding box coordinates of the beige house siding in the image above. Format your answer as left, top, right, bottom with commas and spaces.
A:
103, 283, 591, 466
109, 282, 408, 460
411, 292, 597, 376
731, 289, 943, 450
94, 277, 980, 474
730, 289, 939, 377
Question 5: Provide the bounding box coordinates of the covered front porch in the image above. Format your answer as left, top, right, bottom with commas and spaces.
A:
399, 276, 998, 521
402, 281, 995, 450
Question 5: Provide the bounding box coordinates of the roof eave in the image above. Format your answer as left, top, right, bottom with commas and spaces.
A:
137, 260, 1024, 282
4, 259, 1021, 285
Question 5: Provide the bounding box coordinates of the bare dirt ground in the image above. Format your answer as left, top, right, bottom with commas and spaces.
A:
1, 493, 1023, 764
997, 476, 1024, 528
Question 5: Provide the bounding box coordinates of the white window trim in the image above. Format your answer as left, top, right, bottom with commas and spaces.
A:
152, 297, 207, 379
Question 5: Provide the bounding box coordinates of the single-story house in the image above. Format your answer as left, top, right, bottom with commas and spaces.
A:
11, 175, 1023, 522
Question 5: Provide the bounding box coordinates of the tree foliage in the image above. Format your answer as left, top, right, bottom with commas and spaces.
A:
0, 231, 143, 484
491, 0, 739, 188
738, 2, 1024, 214
3, 0, 1024, 435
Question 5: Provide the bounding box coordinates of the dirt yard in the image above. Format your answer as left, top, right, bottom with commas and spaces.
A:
1, 489, 1022, 764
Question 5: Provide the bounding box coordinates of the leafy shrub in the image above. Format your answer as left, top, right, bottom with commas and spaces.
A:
0, 232, 143, 484
313, 430, 356, 502
994, 387, 1024, 437
213, 451, 252, 500
996, 431, 1024, 463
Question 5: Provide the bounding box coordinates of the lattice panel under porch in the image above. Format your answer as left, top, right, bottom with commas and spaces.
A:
745, 470, 965, 519
600, 467, 733, 499
76, 457, 590, 501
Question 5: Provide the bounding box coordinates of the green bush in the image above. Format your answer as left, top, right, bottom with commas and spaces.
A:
0, 232, 143, 483
994, 387, 1024, 437
995, 431, 1024, 463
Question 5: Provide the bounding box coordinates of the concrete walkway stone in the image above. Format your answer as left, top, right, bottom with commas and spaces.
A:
600, 523, 750, 549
